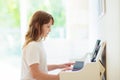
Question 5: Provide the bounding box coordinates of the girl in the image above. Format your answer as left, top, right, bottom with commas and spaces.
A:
21, 10, 73, 80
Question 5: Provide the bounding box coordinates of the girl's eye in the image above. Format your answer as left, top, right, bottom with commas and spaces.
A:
48, 26, 50, 28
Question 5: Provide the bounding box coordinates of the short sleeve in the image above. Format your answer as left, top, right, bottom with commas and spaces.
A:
25, 43, 40, 66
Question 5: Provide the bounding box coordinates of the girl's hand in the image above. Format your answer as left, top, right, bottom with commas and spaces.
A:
58, 62, 74, 69
61, 67, 73, 71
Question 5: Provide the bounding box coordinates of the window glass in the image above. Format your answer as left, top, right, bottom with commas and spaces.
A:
0, 0, 21, 79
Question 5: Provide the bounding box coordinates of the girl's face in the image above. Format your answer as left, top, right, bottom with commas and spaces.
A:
42, 19, 53, 37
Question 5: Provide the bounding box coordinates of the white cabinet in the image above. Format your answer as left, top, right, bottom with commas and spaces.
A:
60, 61, 105, 80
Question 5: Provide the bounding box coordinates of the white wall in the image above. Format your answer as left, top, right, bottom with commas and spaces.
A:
89, 0, 120, 80
65, 0, 89, 59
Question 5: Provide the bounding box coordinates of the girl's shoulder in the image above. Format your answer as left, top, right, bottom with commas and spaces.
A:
27, 41, 43, 48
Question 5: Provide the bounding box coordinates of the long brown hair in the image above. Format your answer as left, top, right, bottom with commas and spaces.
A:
23, 10, 54, 48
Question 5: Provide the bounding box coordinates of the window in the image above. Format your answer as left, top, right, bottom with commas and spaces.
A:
0, 0, 21, 79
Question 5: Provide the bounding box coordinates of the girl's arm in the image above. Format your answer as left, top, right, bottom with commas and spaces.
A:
48, 62, 74, 71
30, 63, 59, 80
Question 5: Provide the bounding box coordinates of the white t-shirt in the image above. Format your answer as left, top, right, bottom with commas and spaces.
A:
21, 40, 48, 80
